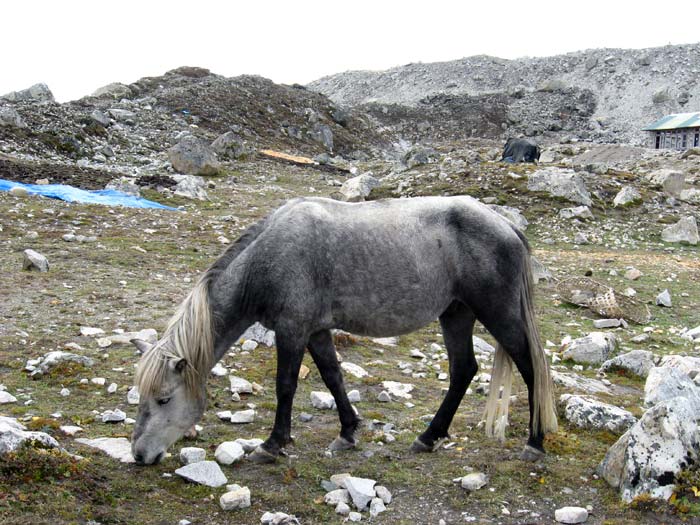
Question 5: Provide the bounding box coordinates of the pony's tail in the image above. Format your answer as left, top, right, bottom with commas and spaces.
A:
484, 242, 558, 441
520, 252, 558, 437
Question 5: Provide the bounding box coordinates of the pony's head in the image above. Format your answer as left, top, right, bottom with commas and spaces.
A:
130, 280, 214, 465
130, 338, 207, 465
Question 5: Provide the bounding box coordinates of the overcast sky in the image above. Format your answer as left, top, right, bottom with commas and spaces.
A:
3, 0, 700, 102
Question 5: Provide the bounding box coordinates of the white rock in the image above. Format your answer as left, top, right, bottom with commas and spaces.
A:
180, 447, 206, 465
599, 396, 700, 502
344, 476, 376, 511
0, 418, 59, 454
324, 488, 350, 506
661, 216, 699, 245
369, 497, 386, 517
91, 377, 106, 386
60, 388, 70, 397
26, 351, 95, 376
127, 386, 140, 404
371, 337, 398, 346
339, 174, 379, 202
235, 437, 264, 453
0, 391, 17, 404
658, 355, 700, 376
335, 502, 351, 515
107, 382, 118, 394
230, 409, 256, 424
592, 319, 622, 329
348, 511, 362, 522
377, 391, 391, 402
330, 472, 351, 488
552, 371, 612, 394
242, 340, 258, 351
613, 186, 641, 207
461, 472, 488, 491
215, 441, 245, 465
75, 437, 134, 463
260, 511, 300, 524
563, 332, 617, 364
22, 249, 49, 272
211, 363, 228, 377
101, 409, 126, 423
60, 425, 83, 436
381, 381, 414, 399
656, 289, 672, 307
217, 410, 233, 421
230, 376, 253, 394
555, 506, 588, 523
240, 322, 276, 347
410, 349, 426, 359
347, 389, 361, 403
560, 394, 636, 433
374, 485, 392, 504
599, 350, 656, 378
175, 461, 228, 487
80, 326, 105, 337
219, 486, 251, 510
341, 362, 369, 378
527, 168, 592, 206
644, 367, 700, 407
311, 391, 336, 409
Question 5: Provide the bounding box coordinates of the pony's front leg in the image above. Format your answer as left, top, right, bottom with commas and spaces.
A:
250, 336, 305, 464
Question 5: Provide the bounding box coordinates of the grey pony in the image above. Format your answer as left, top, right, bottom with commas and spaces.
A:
131, 195, 558, 465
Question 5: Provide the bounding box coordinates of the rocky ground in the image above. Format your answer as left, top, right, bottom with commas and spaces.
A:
1, 58, 700, 525
310, 43, 700, 145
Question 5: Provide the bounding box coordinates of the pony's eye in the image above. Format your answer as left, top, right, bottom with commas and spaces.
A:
157, 397, 171, 406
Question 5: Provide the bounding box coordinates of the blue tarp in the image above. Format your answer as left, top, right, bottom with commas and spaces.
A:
0, 179, 179, 211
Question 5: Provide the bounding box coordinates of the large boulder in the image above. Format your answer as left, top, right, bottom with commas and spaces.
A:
598, 396, 700, 502
0, 416, 60, 454
25, 351, 95, 376
1, 83, 54, 103
172, 174, 208, 200
562, 332, 617, 365
339, 174, 380, 202
91, 82, 133, 99
0, 106, 27, 128
613, 186, 642, 207
527, 168, 592, 206
661, 216, 699, 245
211, 132, 252, 160
560, 394, 636, 434
599, 350, 656, 378
168, 136, 221, 176
644, 366, 700, 407
489, 205, 528, 231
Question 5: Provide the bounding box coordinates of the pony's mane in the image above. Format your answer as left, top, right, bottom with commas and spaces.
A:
135, 218, 269, 399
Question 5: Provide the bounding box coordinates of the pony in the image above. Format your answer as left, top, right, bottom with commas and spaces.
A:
130, 195, 558, 465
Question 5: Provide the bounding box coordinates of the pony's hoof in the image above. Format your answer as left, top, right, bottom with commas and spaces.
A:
519, 445, 545, 462
329, 436, 356, 452
409, 437, 434, 453
249, 445, 278, 464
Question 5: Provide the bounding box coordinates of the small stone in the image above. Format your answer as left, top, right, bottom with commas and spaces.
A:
330, 473, 351, 489
175, 461, 228, 487
377, 391, 391, 402
324, 488, 350, 506
375, 485, 392, 504
624, 268, 642, 280
180, 447, 206, 465
22, 249, 49, 272
311, 391, 336, 409
107, 383, 118, 394
348, 512, 362, 522
341, 362, 369, 378
260, 511, 300, 524
369, 497, 386, 517
0, 391, 17, 404
101, 409, 126, 423
59, 425, 83, 436
345, 476, 376, 511
80, 326, 105, 337
335, 502, 351, 515
59, 388, 70, 397
229, 375, 253, 394
127, 386, 140, 404
211, 363, 228, 376
347, 389, 361, 403
555, 506, 588, 524
234, 437, 264, 453
219, 486, 251, 510
299, 412, 313, 422
241, 340, 258, 351
215, 441, 245, 465
461, 472, 488, 491
381, 381, 413, 399
593, 319, 621, 329
656, 289, 672, 307
91, 377, 106, 386
230, 409, 255, 424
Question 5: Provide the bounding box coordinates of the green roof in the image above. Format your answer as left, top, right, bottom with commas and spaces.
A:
643, 112, 700, 131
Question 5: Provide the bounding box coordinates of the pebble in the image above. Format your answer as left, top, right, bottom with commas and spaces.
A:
555, 506, 588, 523
377, 391, 391, 402
180, 447, 206, 465
107, 382, 118, 394
101, 409, 126, 423
311, 391, 336, 409
335, 502, 351, 515
348, 512, 362, 522
460, 472, 488, 491
215, 441, 245, 465
60, 388, 70, 397
219, 486, 251, 510
230, 409, 256, 424
347, 389, 361, 403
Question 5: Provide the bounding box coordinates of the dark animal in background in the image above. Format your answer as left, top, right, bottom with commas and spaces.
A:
501, 138, 541, 163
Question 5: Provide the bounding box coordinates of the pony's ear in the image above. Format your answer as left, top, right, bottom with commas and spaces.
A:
173, 358, 188, 374
130, 338, 153, 354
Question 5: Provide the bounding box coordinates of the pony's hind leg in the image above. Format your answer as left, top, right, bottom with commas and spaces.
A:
250, 332, 306, 464
411, 301, 477, 453
307, 330, 361, 451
